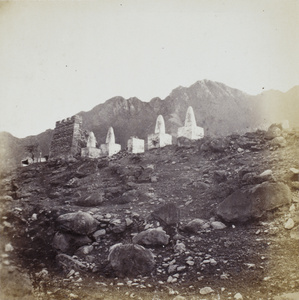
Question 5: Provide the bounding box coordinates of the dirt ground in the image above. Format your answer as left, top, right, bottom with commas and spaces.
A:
0, 129, 298, 300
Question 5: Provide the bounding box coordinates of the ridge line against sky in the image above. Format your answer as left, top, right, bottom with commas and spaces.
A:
0, 0, 298, 138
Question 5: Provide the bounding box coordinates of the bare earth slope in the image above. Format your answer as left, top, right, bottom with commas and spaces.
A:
0, 128, 298, 300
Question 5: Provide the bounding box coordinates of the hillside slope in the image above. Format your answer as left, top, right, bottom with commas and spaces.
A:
0, 128, 298, 299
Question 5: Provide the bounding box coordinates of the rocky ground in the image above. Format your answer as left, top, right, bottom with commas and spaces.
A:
0, 125, 299, 300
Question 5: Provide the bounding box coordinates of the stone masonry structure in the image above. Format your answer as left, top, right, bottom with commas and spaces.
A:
48, 107, 204, 160
100, 127, 121, 156
148, 115, 172, 150
49, 115, 84, 160
127, 137, 145, 154
178, 106, 204, 140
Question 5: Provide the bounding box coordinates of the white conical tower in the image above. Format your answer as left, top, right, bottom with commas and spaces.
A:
100, 126, 121, 156
155, 115, 166, 134
87, 131, 97, 148
106, 127, 116, 144
185, 106, 197, 128
148, 115, 172, 149
81, 131, 102, 158
177, 106, 204, 141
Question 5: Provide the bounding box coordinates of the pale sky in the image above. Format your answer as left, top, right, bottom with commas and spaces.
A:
0, 0, 298, 138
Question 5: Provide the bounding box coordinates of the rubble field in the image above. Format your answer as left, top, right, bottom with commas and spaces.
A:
0, 127, 298, 300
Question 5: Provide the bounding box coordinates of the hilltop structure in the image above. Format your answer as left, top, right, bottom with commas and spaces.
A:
127, 137, 145, 154
81, 131, 102, 158
49, 115, 85, 160
177, 106, 204, 140
148, 115, 172, 149
48, 107, 202, 161
100, 127, 121, 156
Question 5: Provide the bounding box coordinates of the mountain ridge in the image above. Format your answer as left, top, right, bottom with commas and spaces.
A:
0, 79, 298, 172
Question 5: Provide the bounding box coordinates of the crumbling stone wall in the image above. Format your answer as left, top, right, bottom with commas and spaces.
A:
49, 115, 85, 160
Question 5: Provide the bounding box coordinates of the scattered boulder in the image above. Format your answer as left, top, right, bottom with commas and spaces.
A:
217, 182, 292, 222
211, 221, 227, 230
184, 218, 209, 233
109, 219, 127, 234
265, 124, 282, 140
74, 245, 94, 256
270, 137, 287, 147
108, 243, 155, 277
75, 192, 104, 207
52, 232, 92, 254
199, 287, 214, 295
284, 218, 295, 230
132, 228, 170, 246
151, 203, 180, 226
93, 229, 106, 241
56, 253, 89, 272
56, 211, 99, 235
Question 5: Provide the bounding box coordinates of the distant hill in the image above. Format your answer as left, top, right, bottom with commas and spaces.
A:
1, 79, 298, 172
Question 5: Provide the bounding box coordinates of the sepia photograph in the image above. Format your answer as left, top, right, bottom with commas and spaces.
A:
0, 1, 298, 299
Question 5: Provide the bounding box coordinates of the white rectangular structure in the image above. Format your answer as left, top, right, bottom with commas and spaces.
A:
147, 133, 172, 150
177, 126, 204, 140
127, 137, 145, 153
100, 143, 121, 157
81, 147, 102, 158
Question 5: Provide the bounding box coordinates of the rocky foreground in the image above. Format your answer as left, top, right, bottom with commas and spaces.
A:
0, 125, 299, 300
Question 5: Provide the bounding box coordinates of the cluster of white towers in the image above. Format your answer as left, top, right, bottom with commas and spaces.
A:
81, 106, 204, 157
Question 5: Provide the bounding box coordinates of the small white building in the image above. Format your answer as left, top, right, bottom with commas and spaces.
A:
148, 115, 172, 150
100, 127, 121, 156
81, 131, 102, 158
177, 106, 204, 140
127, 137, 145, 154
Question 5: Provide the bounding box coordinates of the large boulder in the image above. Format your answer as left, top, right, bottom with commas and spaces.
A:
132, 228, 170, 246
151, 203, 180, 226
108, 243, 155, 277
52, 232, 92, 254
217, 182, 292, 222
56, 211, 99, 235
265, 124, 282, 140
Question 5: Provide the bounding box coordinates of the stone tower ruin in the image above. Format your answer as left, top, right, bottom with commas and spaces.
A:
49, 115, 85, 160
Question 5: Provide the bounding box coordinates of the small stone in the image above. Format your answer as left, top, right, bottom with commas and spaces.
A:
237, 148, 244, 153
234, 293, 243, 300
168, 264, 178, 274
211, 221, 226, 230
177, 266, 186, 272
31, 213, 38, 221
3, 221, 12, 228
174, 242, 186, 253
3, 260, 10, 265
290, 168, 299, 174
289, 204, 296, 212
69, 293, 79, 299
173, 296, 186, 300
93, 229, 106, 240
5, 243, 14, 252
284, 218, 295, 230
186, 260, 194, 266
199, 287, 214, 295
259, 170, 272, 177
209, 259, 217, 266
125, 218, 133, 226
